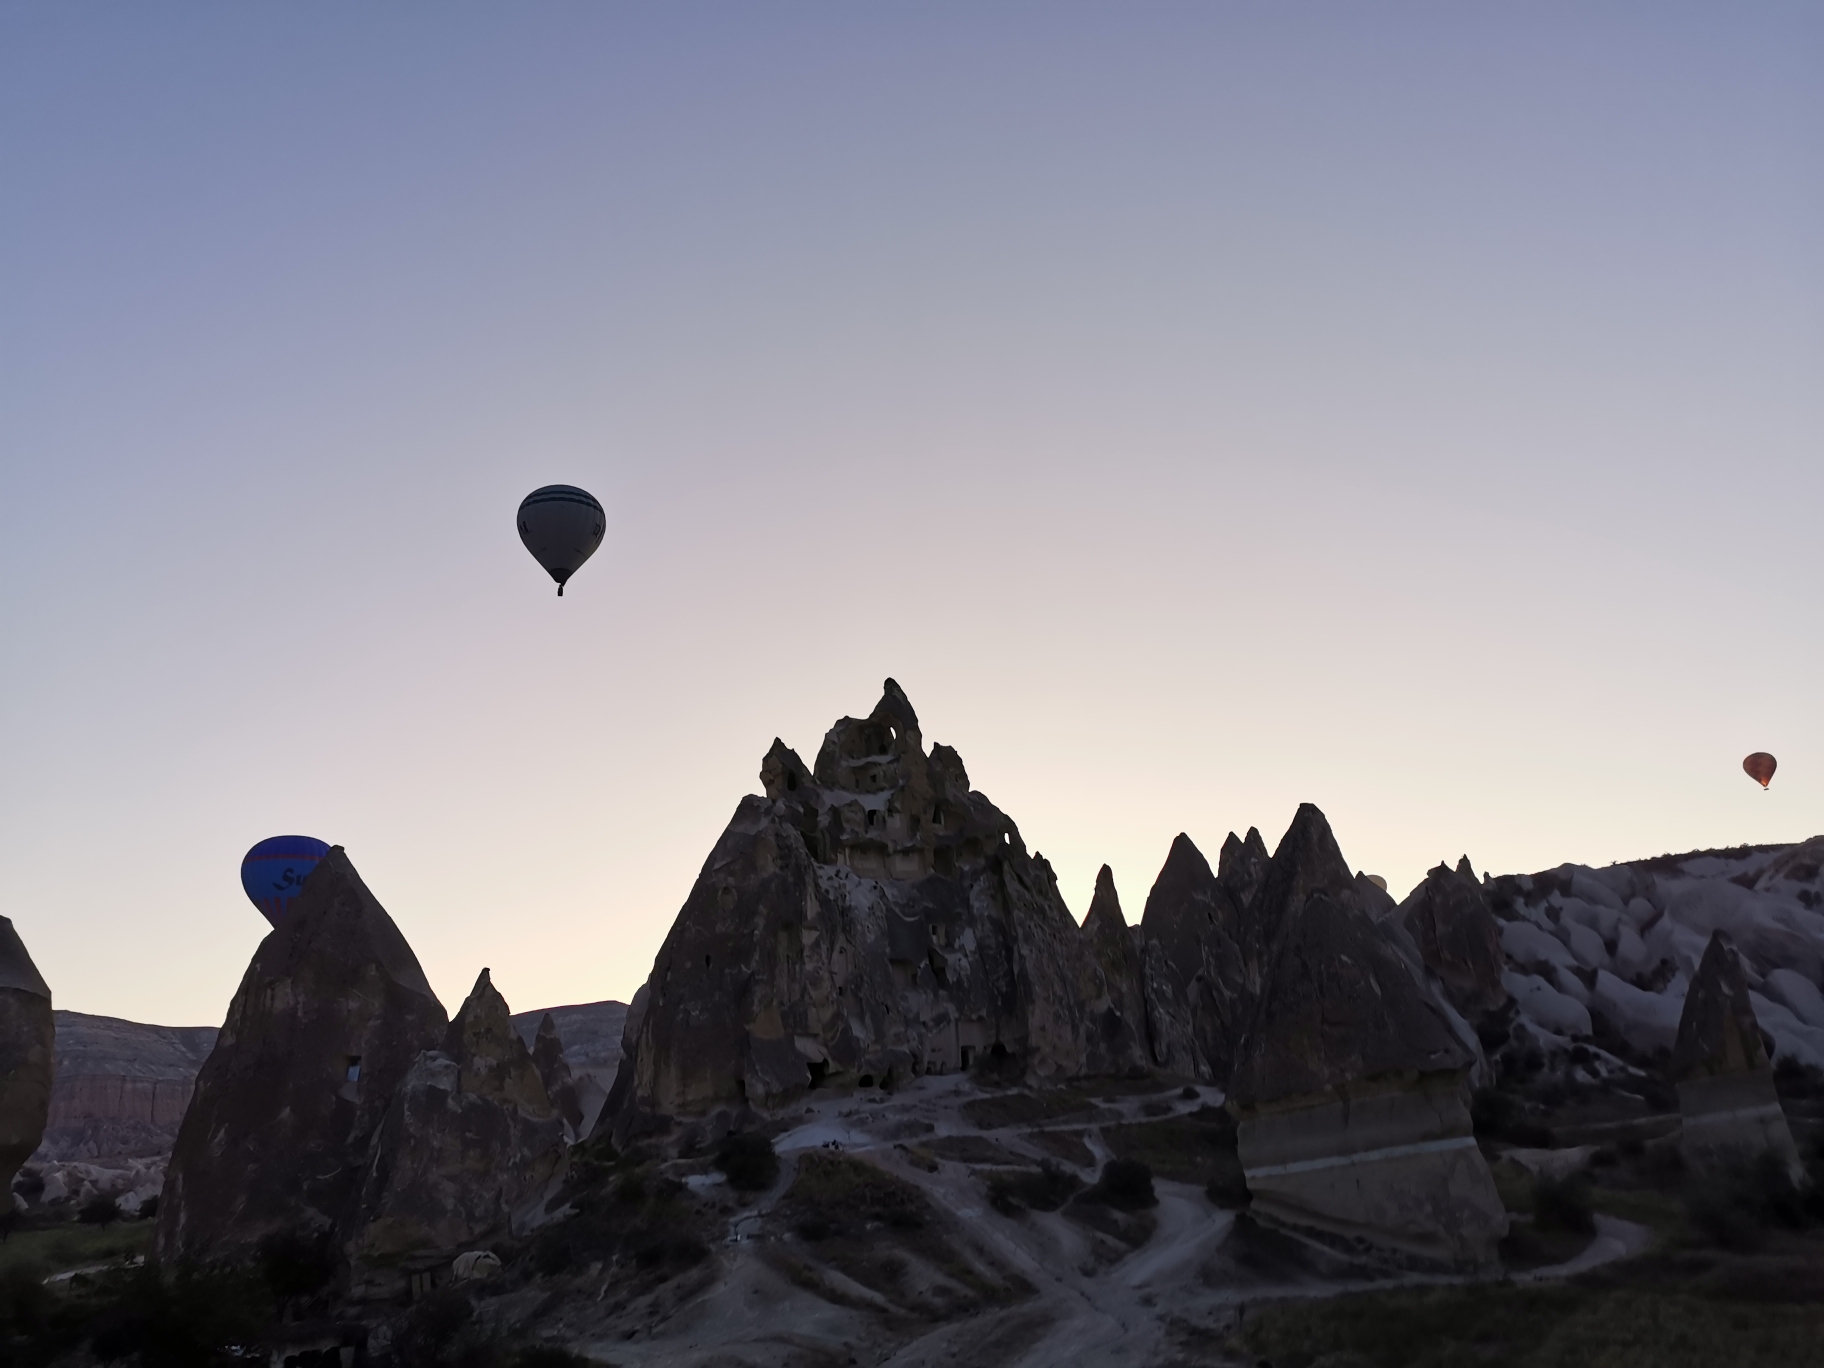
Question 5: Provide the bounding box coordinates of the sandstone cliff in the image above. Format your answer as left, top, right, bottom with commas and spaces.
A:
1397, 862, 1511, 1025
0, 916, 53, 1202
154, 848, 448, 1265
614, 681, 1149, 1123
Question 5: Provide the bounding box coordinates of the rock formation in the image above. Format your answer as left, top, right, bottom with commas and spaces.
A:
530, 1013, 586, 1140
1398, 861, 1512, 1025
0, 916, 54, 1202
155, 848, 448, 1266
1672, 930, 1802, 1177
1217, 827, 1270, 912
1079, 867, 1149, 1054
345, 970, 566, 1288
36, 1012, 216, 1162
1227, 806, 1506, 1268
614, 681, 1149, 1123
511, 999, 625, 1138
1137, 835, 1250, 1082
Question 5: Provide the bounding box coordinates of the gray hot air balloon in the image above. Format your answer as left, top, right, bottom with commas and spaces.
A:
517, 485, 605, 596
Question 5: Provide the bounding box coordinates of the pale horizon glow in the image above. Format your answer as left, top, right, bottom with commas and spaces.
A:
2, 4, 1820, 1026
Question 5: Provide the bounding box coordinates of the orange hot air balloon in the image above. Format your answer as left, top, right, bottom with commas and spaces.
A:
1744, 753, 1777, 789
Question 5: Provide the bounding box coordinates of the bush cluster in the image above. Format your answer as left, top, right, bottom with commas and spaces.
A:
986, 1162, 1080, 1216
714, 1132, 780, 1192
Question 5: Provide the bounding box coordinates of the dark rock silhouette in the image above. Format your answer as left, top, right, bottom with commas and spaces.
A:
1673, 930, 1801, 1175
1137, 835, 1249, 1082
1398, 861, 1511, 1024
0, 916, 53, 1201
531, 1013, 585, 1140
1227, 805, 1505, 1268
154, 848, 447, 1266
345, 970, 566, 1289
1080, 867, 1149, 1052
613, 681, 1149, 1124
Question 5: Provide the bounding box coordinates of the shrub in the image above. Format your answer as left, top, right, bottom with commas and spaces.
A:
715, 1132, 780, 1192
1470, 1087, 1552, 1147
77, 1196, 120, 1227
1532, 1173, 1595, 1235
1087, 1159, 1157, 1211
1686, 1149, 1817, 1250
986, 1163, 1080, 1216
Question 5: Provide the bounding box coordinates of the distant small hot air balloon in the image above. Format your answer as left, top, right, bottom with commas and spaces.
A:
518, 485, 605, 596
1744, 753, 1777, 789
241, 836, 331, 926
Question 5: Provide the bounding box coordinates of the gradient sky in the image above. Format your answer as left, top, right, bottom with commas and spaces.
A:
3, 4, 1820, 1028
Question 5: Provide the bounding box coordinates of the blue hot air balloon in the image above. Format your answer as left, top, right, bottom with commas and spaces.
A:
241, 836, 331, 927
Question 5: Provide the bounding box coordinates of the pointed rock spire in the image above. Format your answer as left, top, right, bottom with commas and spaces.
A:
1082, 867, 1148, 1043
1218, 828, 1271, 909
1672, 931, 1801, 1177
1139, 835, 1249, 1082
1675, 931, 1772, 1079
155, 848, 448, 1267
345, 970, 566, 1284
533, 1012, 585, 1139
0, 916, 53, 1201
1399, 861, 1511, 1023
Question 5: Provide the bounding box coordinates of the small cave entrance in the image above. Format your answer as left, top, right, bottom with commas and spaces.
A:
344, 1056, 362, 1083
990, 1042, 1008, 1061
959, 1046, 973, 1070
858, 1073, 875, 1089
806, 1060, 829, 1089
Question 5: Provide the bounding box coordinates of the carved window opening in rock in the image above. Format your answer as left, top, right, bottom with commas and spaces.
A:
867, 810, 880, 829
931, 805, 945, 828
704, 954, 712, 968
344, 1056, 362, 1083
858, 1073, 875, 1089
960, 1045, 974, 1069
806, 1059, 828, 1089
990, 1042, 1008, 1061
934, 846, 956, 878
736, 1078, 748, 1103
786, 772, 799, 792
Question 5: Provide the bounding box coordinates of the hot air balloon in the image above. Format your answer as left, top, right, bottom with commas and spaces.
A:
1744, 753, 1777, 789
241, 835, 331, 926
518, 485, 605, 596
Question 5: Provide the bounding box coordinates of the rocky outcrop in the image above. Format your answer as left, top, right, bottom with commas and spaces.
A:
1217, 827, 1270, 911
530, 1013, 585, 1140
36, 1012, 216, 1162
345, 971, 566, 1287
1398, 862, 1511, 1024
1228, 806, 1506, 1269
1138, 835, 1249, 1082
614, 681, 1149, 1123
154, 848, 448, 1266
1080, 868, 1149, 1054
1672, 930, 1801, 1177
0, 916, 54, 1201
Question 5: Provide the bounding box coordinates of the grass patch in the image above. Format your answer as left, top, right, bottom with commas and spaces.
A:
985, 1164, 1081, 1216
0, 1219, 151, 1278
1101, 1105, 1240, 1186
1022, 1129, 1094, 1168
960, 1089, 1115, 1130
925, 1135, 1025, 1166
1235, 1280, 1824, 1368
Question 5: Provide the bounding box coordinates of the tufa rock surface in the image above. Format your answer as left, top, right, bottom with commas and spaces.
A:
531, 1013, 586, 1140
614, 681, 1149, 1124
1397, 861, 1512, 1024
1079, 867, 1149, 1053
1137, 835, 1250, 1083
1672, 930, 1801, 1176
0, 916, 54, 1201
154, 848, 448, 1266
1228, 806, 1506, 1268
345, 970, 567, 1285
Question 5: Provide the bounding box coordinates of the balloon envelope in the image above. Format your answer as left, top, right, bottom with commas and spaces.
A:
241, 835, 331, 926
518, 485, 605, 595
1744, 752, 1777, 789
